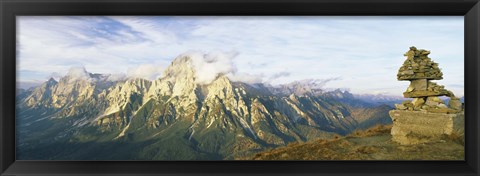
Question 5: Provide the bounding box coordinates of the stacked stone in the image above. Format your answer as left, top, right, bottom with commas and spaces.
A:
397, 47, 443, 80
394, 46, 462, 114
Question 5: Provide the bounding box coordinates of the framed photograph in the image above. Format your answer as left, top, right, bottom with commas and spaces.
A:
1, 0, 479, 175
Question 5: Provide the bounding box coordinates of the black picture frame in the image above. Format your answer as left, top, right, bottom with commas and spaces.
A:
1, 0, 479, 175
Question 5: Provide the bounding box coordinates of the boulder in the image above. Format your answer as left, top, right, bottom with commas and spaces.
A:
449, 98, 463, 111
425, 100, 439, 107
427, 96, 443, 103
411, 98, 425, 107
437, 103, 448, 109
395, 104, 407, 110
410, 79, 427, 91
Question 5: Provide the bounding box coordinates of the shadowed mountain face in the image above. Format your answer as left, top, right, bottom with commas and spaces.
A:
16, 55, 392, 160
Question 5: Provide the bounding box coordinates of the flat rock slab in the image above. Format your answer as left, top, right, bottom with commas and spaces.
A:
403, 90, 449, 98
389, 110, 464, 145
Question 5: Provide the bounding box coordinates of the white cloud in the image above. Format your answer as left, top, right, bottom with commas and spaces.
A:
107, 16, 178, 44
267, 72, 291, 82
126, 64, 164, 80
174, 50, 265, 85
48, 72, 63, 81
106, 73, 127, 82
180, 50, 238, 84
227, 72, 264, 84
65, 66, 92, 82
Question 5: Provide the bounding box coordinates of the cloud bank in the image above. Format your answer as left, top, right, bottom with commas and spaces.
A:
65, 66, 93, 82
182, 51, 237, 84
36, 50, 266, 86
179, 51, 265, 85
126, 64, 164, 80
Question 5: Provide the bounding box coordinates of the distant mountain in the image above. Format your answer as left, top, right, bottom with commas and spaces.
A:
354, 94, 407, 107
16, 54, 392, 160
321, 90, 376, 108
267, 79, 325, 96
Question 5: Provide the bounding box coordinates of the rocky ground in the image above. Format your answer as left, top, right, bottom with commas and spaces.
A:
247, 125, 464, 160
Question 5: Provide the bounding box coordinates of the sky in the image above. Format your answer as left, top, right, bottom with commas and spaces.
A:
16, 16, 464, 96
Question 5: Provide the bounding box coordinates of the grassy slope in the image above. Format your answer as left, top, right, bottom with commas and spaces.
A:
248, 125, 464, 160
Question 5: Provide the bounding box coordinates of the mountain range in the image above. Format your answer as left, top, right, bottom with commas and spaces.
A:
16, 54, 393, 160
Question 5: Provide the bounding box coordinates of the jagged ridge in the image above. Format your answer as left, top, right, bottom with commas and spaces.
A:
16, 54, 392, 160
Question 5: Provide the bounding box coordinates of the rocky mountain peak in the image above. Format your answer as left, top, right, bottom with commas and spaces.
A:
269, 79, 326, 96
17, 53, 394, 160
205, 75, 235, 100
324, 89, 355, 100
62, 66, 92, 82
125, 78, 152, 90
46, 77, 58, 85
210, 74, 232, 87
163, 55, 196, 79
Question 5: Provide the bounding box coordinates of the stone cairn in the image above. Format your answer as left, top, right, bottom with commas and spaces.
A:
395, 46, 462, 113
389, 46, 464, 145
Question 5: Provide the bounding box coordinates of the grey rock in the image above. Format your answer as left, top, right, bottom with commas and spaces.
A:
449, 98, 462, 111
411, 98, 425, 107
395, 104, 407, 110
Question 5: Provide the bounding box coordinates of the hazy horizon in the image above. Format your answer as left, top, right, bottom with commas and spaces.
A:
16, 16, 464, 96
